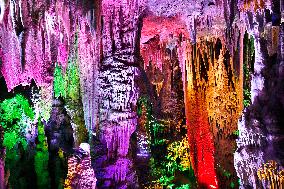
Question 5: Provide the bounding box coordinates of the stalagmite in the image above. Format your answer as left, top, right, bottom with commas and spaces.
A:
96, 0, 146, 187
65, 143, 97, 189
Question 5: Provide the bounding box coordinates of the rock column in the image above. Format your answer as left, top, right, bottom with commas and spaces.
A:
96, 0, 145, 188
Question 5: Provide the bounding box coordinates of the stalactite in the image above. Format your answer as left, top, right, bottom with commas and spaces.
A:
250, 30, 263, 104
178, 35, 242, 188
183, 42, 218, 188
0, 0, 88, 94
78, 18, 100, 134
234, 2, 284, 187
57, 43, 68, 70
177, 40, 190, 94
95, 0, 146, 187
141, 15, 189, 73
141, 35, 164, 72
0, 0, 4, 20
0, 6, 22, 90
0, 0, 72, 91
257, 160, 284, 189
0, 0, 283, 188
240, 0, 270, 12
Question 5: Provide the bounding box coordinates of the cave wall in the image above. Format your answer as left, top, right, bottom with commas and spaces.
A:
235, 2, 284, 187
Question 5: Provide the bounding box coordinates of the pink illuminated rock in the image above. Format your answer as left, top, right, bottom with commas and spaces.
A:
1, 1, 283, 188
78, 17, 100, 133
0, 1, 56, 91
141, 15, 189, 71
0, 0, 75, 91
96, 0, 146, 187
57, 43, 68, 70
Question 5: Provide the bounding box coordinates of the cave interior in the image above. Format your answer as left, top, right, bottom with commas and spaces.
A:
0, 0, 284, 188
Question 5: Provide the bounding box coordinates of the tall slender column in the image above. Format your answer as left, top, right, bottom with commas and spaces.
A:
96, 0, 145, 187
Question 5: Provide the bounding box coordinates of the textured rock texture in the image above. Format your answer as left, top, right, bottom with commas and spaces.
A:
234, 1, 284, 188
65, 143, 97, 189
94, 0, 146, 187
0, 0, 283, 188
